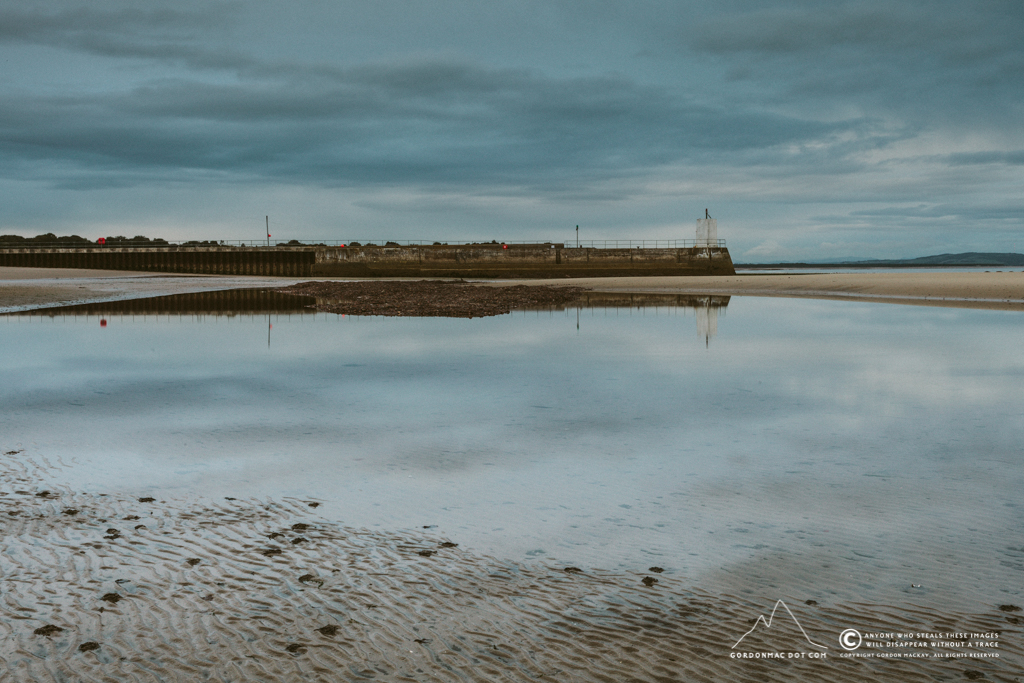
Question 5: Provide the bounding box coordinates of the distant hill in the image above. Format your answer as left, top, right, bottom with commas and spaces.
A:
850, 252, 1024, 266
737, 252, 1024, 268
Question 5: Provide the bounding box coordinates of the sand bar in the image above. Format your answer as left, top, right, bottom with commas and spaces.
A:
521, 271, 1024, 310
279, 280, 585, 317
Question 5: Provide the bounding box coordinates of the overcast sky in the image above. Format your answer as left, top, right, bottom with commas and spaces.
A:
1, 0, 1021, 260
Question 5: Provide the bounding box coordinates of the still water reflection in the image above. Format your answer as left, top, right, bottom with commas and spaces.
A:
2, 291, 1021, 611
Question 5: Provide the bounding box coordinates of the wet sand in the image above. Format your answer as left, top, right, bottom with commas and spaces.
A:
2, 450, 1018, 682
5, 267, 1024, 312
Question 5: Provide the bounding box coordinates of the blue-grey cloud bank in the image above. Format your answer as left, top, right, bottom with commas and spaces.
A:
1, 0, 1021, 261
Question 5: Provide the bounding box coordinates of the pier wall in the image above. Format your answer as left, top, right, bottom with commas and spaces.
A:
0, 244, 735, 278
311, 244, 734, 277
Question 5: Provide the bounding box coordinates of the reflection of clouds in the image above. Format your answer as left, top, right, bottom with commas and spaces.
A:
845, 360, 1012, 407
773, 335, 1017, 413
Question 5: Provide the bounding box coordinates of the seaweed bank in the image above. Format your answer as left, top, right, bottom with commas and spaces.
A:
278, 280, 586, 318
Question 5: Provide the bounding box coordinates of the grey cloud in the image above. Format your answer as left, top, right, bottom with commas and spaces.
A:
675, 1, 1024, 123
0, 6, 217, 38
693, 4, 976, 55
0, 60, 839, 190
850, 204, 1024, 222
0, 4, 248, 71
947, 151, 1024, 166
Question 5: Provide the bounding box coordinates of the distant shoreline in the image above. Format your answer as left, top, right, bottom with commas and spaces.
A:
737, 251, 1024, 269
736, 263, 1024, 270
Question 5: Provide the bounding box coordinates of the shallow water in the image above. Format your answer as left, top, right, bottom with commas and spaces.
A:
3, 294, 1022, 616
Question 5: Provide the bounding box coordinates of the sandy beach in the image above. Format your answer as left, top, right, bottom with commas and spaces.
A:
4, 267, 1024, 312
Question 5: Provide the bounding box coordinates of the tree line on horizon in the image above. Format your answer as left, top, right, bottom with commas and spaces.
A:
0, 233, 237, 247
0, 235, 512, 248
0, 233, 172, 246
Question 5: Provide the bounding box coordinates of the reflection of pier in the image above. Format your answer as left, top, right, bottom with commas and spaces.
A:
695, 298, 721, 346
570, 292, 730, 311
532, 292, 729, 344
7, 287, 728, 343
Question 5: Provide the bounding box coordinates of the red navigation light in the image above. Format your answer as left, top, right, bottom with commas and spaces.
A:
100, 319, 107, 327
502, 244, 508, 249
340, 243, 346, 248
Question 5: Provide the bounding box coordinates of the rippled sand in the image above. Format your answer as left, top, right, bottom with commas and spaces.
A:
2, 451, 1018, 682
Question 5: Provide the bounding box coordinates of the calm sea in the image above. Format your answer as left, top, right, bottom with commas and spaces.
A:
3, 292, 1022, 613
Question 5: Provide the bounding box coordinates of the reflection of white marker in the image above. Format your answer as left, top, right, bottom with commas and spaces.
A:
732, 600, 828, 650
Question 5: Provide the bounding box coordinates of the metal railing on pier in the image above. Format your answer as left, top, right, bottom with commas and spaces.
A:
564, 239, 726, 249
0, 238, 726, 249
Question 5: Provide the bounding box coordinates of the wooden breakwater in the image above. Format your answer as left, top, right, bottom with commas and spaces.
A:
0, 243, 734, 278
0, 245, 313, 277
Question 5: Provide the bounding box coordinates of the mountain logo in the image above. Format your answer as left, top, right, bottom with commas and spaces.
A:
732, 600, 829, 650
